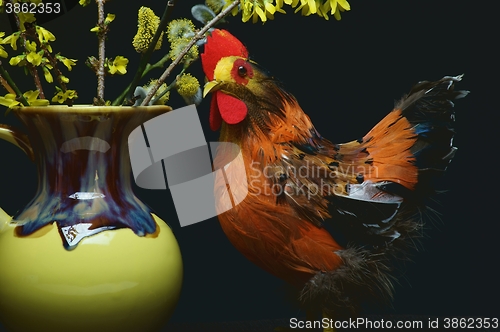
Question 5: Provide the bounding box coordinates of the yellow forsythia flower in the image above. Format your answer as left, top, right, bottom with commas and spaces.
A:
108, 56, 128, 75
105, 13, 115, 24
1, 32, 20, 51
79, 0, 91, 6
0, 32, 8, 58
52, 89, 77, 104
241, 0, 285, 23
26, 51, 42, 66
0, 94, 20, 108
9, 55, 25, 66
36, 26, 56, 43
56, 55, 77, 71
24, 90, 50, 106
0, 90, 49, 108
285, 0, 350, 20
43, 66, 53, 83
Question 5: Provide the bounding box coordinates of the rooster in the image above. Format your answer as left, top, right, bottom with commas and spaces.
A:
201, 29, 467, 329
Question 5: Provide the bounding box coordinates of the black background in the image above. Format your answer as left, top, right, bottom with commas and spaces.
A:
0, 0, 498, 330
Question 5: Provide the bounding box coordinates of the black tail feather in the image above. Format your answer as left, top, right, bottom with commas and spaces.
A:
300, 75, 467, 319
398, 75, 468, 173
380, 75, 468, 201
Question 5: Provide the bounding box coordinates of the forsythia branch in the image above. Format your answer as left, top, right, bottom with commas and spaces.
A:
23, 25, 73, 105
96, 0, 106, 104
10, 11, 45, 99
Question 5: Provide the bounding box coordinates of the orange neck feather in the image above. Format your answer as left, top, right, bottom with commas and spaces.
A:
219, 99, 314, 164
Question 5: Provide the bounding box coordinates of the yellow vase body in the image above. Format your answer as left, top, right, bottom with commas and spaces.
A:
0, 213, 182, 332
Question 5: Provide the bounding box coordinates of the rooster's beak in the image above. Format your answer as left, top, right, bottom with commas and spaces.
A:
203, 80, 222, 98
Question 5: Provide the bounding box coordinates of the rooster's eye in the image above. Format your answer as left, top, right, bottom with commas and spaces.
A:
237, 66, 247, 77
232, 59, 253, 83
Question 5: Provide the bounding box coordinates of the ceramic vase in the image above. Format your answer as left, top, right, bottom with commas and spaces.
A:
0, 105, 183, 332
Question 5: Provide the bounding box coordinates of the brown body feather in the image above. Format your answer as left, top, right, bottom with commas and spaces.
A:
214, 99, 344, 287
214, 93, 422, 290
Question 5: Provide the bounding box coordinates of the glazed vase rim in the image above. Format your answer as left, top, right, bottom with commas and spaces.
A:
12, 104, 172, 114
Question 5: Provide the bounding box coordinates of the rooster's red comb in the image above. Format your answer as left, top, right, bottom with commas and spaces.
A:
201, 29, 249, 81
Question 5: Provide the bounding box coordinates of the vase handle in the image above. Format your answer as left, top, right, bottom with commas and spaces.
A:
0, 124, 34, 161
0, 207, 11, 232
0, 125, 33, 230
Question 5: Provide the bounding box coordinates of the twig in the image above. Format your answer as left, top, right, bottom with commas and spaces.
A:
29, 63, 45, 98
151, 67, 186, 105
96, 0, 106, 103
140, 0, 240, 106
0, 75, 16, 94
111, 0, 177, 106
143, 52, 171, 77
0, 61, 29, 106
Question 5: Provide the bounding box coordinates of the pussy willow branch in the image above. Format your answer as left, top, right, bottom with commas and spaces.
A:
0, 61, 29, 106
140, 0, 240, 106
143, 52, 171, 77
151, 67, 186, 105
111, 0, 177, 106
111, 52, 172, 105
96, 0, 106, 104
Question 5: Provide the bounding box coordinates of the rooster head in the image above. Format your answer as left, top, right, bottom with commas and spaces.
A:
201, 29, 289, 131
